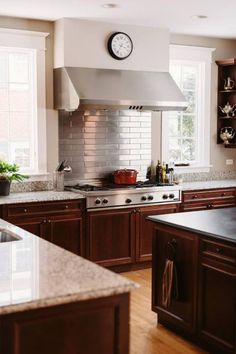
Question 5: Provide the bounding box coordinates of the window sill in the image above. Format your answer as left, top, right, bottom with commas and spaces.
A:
17, 172, 50, 182
174, 165, 212, 174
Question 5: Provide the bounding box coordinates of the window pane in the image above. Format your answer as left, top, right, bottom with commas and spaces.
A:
182, 65, 197, 90
168, 115, 181, 137
9, 84, 31, 111
0, 112, 9, 140
9, 112, 30, 139
169, 138, 182, 161
182, 139, 196, 161
0, 84, 9, 110
183, 90, 196, 114
0, 52, 8, 83
182, 115, 195, 137
9, 53, 29, 83
10, 142, 30, 168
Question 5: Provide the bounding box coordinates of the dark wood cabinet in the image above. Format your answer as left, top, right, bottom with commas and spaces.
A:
136, 204, 178, 262
216, 58, 236, 148
151, 221, 236, 354
181, 188, 236, 212
0, 293, 129, 354
2, 200, 85, 256
152, 224, 198, 336
198, 238, 236, 354
87, 208, 135, 267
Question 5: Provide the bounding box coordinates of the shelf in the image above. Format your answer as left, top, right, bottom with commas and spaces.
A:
225, 144, 236, 148
219, 90, 236, 93
218, 116, 236, 119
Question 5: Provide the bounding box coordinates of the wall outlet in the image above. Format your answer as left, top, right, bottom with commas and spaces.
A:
226, 159, 233, 165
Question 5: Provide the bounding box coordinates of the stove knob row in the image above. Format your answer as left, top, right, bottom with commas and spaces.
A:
162, 193, 176, 200
95, 198, 109, 205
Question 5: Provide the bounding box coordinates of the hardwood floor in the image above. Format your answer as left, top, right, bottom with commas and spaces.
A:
122, 268, 208, 354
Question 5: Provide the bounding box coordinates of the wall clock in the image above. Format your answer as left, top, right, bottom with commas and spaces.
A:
107, 32, 133, 60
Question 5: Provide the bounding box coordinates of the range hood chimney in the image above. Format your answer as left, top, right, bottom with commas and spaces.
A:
54, 67, 188, 112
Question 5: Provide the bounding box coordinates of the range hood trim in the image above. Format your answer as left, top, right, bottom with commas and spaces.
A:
54, 67, 188, 112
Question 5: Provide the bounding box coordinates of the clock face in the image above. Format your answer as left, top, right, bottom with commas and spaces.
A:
107, 32, 133, 60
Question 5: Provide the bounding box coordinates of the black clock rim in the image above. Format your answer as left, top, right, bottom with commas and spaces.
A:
107, 32, 133, 60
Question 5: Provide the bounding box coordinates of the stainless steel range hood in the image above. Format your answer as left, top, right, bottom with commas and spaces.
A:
54, 67, 188, 112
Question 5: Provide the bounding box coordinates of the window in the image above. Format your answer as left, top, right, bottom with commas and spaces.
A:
162, 45, 214, 171
0, 28, 48, 174
0, 47, 36, 171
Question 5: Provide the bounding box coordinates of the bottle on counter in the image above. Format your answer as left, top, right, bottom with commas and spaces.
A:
156, 160, 162, 183
161, 162, 166, 183
165, 163, 170, 183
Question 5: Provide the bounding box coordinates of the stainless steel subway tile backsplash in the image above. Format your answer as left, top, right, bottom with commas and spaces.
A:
59, 110, 152, 180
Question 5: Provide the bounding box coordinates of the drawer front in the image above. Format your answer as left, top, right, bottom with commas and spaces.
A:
181, 199, 236, 212
200, 238, 236, 266
5, 201, 82, 218
182, 189, 235, 203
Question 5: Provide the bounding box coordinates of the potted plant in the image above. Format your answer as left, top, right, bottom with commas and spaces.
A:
0, 160, 29, 196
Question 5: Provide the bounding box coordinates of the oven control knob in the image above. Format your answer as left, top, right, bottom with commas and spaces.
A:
102, 198, 108, 204
162, 194, 168, 200
95, 198, 101, 205
141, 196, 147, 201
169, 193, 175, 199
148, 195, 154, 201
126, 198, 132, 204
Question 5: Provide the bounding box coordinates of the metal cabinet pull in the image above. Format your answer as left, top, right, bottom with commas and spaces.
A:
216, 247, 223, 254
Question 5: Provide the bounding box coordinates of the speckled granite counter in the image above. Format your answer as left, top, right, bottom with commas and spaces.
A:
0, 218, 136, 315
148, 207, 236, 244
181, 179, 236, 191
0, 190, 85, 205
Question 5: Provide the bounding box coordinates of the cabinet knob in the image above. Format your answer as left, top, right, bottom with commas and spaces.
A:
48, 220, 51, 223
43, 219, 47, 223
65, 205, 69, 209
216, 247, 223, 254
192, 195, 198, 199
24, 208, 27, 213
207, 204, 213, 209
221, 193, 226, 197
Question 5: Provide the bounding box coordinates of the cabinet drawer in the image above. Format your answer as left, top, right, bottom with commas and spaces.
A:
182, 188, 235, 202
181, 199, 235, 212
5, 201, 82, 218
200, 238, 236, 266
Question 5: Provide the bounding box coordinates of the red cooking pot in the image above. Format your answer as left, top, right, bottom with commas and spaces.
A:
113, 169, 138, 185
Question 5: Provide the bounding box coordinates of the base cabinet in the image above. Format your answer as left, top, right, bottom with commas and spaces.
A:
0, 293, 129, 354
151, 223, 236, 354
2, 200, 85, 256
152, 225, 198, 335
87, 208, 135, 267
87, 204, 179, 268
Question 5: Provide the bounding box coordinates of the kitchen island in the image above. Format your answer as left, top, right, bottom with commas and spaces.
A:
148, 207, 236, 354
0, 218, 136, 354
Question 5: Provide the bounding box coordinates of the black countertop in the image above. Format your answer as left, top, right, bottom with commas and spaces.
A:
147, 207, 236, 244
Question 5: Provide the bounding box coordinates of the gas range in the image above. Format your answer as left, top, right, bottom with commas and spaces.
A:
66, 181, 182, 210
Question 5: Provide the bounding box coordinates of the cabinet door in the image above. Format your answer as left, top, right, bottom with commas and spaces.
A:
87, 209, 135, 267
7, 217, 47, 239
47, 215, 82, 255
152, 227, 198, 335
136, 204, 178, 262
198, 259, 236, 353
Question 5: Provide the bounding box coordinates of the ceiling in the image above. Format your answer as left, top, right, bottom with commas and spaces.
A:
1, 0, 236, 39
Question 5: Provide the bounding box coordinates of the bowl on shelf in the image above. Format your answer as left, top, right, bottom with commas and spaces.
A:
220, 126, 236, 145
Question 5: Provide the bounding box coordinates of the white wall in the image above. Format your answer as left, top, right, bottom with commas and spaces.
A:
54, 18, 170, 72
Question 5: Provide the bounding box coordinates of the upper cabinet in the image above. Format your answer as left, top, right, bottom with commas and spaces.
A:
216, 58, 236, 148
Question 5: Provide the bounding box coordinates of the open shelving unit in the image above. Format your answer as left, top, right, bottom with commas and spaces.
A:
216, 58, 236, 148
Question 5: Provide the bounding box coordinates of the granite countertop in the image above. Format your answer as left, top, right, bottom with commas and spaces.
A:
181, 179, 236, 191
148, 207, 236, 244
0, 219, 137, 315
0, 191, 85, 205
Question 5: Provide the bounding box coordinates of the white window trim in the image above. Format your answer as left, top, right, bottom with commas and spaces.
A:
162, 45, 215, 173
0, 28, 49, 175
